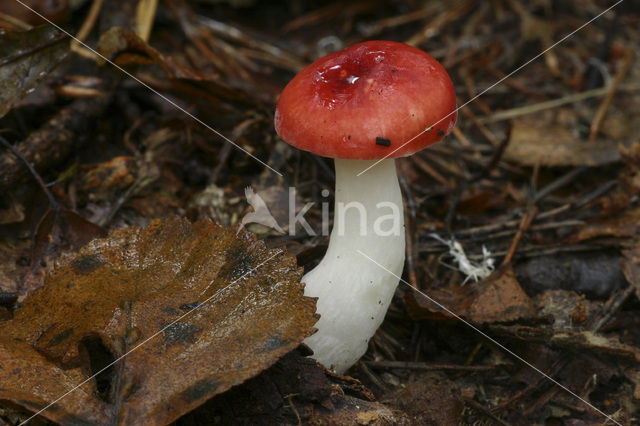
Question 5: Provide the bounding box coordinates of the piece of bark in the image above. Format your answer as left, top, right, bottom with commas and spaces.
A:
0, 96, 110, 192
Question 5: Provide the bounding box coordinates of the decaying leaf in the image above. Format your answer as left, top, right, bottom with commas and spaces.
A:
0, 217, 317, 425
504, 119, 632, 167
0, 25, 68, 118
406, 266, 535, 324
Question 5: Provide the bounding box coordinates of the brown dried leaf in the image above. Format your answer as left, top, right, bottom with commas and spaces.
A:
565, 206, 640, 245
406, 266, 535, 324
0, 339, 111, 424
504, 120, 629, 167
0, 217, 317, 425
0, 25, 68, 118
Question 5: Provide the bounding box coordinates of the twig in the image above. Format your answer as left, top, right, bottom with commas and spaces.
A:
70, 0, 105, 61
477, 83, 640, 124
411, 156, 450, 187
357, 361, 388, 391
475, 219, 584, 242
209, 142, 233, 184
479, 126, 511, 178
459, 103, 501, 147
464, 398, 512, 426
523, 385, 561, 416
0, 97, 110, 192
533, 167, 587, 203
405, 0, 474, 47
501, 205, 538, 266
284, 394, 302, 426
365, 360, 494, 371
0, 32, 67, 68
358, 4, 441, 37
444, 128, 509, 232
584, 12, 618, 95
0, 11, 32, 30
490, 354, 569, 415
133, 0, 159, 42
588, 286, 635, 333
451, 127, 472, 147
0, 135, 59, 212
197, 15, 306, 72
589, 48, 634, 140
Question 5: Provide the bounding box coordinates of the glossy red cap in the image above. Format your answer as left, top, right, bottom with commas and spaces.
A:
275, 40, 457, 159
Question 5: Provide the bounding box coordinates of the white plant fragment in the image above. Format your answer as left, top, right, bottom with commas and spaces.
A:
430, 234, 495, 284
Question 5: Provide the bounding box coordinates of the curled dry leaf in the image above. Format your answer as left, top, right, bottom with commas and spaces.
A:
0, 217, 317, 425
0, 25, 68, 118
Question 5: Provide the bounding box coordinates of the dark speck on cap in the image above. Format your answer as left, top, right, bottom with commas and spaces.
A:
376, 137, 391, 147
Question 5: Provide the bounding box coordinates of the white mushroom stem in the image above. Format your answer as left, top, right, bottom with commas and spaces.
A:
302, 158, 405, 373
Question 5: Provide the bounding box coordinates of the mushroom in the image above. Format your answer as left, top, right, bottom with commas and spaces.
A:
275, 40, 457, 373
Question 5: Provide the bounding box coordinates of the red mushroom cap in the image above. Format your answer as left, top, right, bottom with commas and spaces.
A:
275, 40, 457, 160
